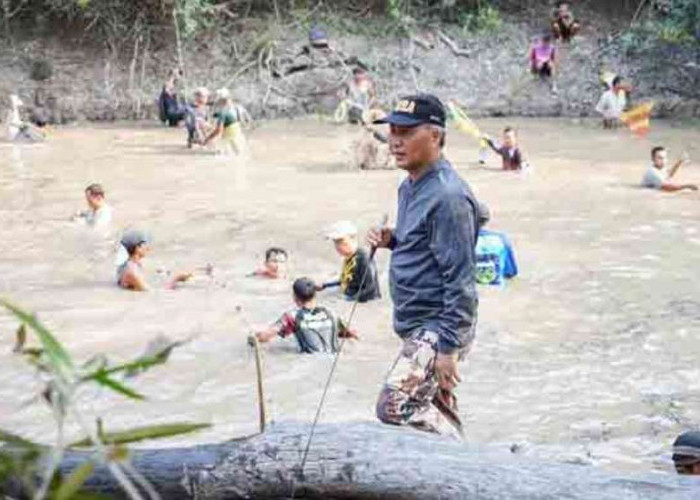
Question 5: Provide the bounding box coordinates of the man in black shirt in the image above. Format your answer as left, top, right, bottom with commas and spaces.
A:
320, 220, 381, 303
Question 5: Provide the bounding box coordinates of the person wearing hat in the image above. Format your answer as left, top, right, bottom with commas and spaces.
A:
475, 204, 518, 287
4, 94, 45, 142
367, 93, 482, 438
320, 221, 381, 303
672, 431, 700, 475
116, 230, 192, 291
253, 277, 358, 354
202, 88, 245, 155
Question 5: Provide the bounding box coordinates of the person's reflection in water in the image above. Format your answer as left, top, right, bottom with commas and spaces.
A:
672, 431, 700, 475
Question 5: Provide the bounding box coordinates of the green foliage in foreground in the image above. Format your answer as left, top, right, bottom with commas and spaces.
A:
0, 298, 210, 500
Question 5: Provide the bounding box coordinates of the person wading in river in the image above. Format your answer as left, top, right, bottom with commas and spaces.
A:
672, 431, 700, 475
253, 277, 358, 353
368, 94, 482, 438
116, 230, 192, 291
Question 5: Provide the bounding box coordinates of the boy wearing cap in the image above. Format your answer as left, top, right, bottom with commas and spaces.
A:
73, 183, 113, 229
117, 230, 192, 291
368, 93, 481, 438
253, 277, 358, 354
320, 221, 381, 303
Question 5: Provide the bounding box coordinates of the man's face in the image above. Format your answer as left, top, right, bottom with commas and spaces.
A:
503, 131, 517, 149
333, 237, 356, 258
558, 3, 570, 16
653, 150, 668, 169
389, 124, 440, 171
85, 192, 103, 210
265, 253, 287, 276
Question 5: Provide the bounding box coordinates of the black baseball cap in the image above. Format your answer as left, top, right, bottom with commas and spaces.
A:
374, 94, 446, 128
293, 277, 317, 302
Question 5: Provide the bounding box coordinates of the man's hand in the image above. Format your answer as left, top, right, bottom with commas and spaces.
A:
367, 227, 393, 249
435, 352, 461, 391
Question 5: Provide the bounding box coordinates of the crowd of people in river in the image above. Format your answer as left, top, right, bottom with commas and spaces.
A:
2, 0, 700, 478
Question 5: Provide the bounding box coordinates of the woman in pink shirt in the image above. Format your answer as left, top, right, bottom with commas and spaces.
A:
530, 34, 557, 79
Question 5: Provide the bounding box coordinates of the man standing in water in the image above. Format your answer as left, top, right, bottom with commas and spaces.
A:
368, 94, 481, 438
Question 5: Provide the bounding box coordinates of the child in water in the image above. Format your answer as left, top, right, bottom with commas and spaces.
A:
482, 127, 530, 172
202, 88, 246, 155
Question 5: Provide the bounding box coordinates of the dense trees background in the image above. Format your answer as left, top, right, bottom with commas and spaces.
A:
1, 0, 698, 51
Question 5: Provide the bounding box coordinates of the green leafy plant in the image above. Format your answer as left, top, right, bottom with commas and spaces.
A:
0, 299, 210, 499
458, 4, 501, 35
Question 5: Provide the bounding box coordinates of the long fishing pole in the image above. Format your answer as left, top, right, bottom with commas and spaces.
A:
292, 214, 388, 493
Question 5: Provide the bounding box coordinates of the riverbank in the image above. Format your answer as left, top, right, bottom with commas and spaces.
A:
1, 5, 698, 123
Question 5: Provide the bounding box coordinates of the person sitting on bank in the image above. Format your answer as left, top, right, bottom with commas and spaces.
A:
202, 88, 245, 155
158, 69, 186, 127
72, 183, 113, 229
529, 34, 558, 91
250, 247, 288, 279
252, 277, 358, 354
185, 87, 210, 148
4, 94, 45, 142
343, 67, 377, 125
475, 205, 518, 287
673, 431, 700, 475
552, 1, 581, 41
482, 127, 529, 171
595, 76, 629, 129
116, 230, 192, 291
642, 147, 698, 193
319, 220, 381, 303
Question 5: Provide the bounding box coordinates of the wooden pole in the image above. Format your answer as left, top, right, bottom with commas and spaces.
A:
251, 336, 266, 434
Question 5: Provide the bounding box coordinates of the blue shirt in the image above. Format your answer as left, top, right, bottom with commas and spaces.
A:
475, 229, 518, 286
389, 158, 480, 354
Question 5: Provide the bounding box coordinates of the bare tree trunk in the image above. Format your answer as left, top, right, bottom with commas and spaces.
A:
137, 33, 150, 119
52, 422, 697, 500
128, 33, 141, 119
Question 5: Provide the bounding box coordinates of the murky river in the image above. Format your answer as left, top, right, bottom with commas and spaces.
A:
1, 117, 699, 475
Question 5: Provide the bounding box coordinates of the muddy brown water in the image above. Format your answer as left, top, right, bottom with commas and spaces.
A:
1, 118, 699, 475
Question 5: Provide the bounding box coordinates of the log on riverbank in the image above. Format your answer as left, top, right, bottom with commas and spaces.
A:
57, 422, 696, 499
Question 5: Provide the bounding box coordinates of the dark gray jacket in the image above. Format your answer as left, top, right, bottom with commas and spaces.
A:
388, 158, 480, 354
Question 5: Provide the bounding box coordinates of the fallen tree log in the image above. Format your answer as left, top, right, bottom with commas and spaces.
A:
54, 422, 698, 499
